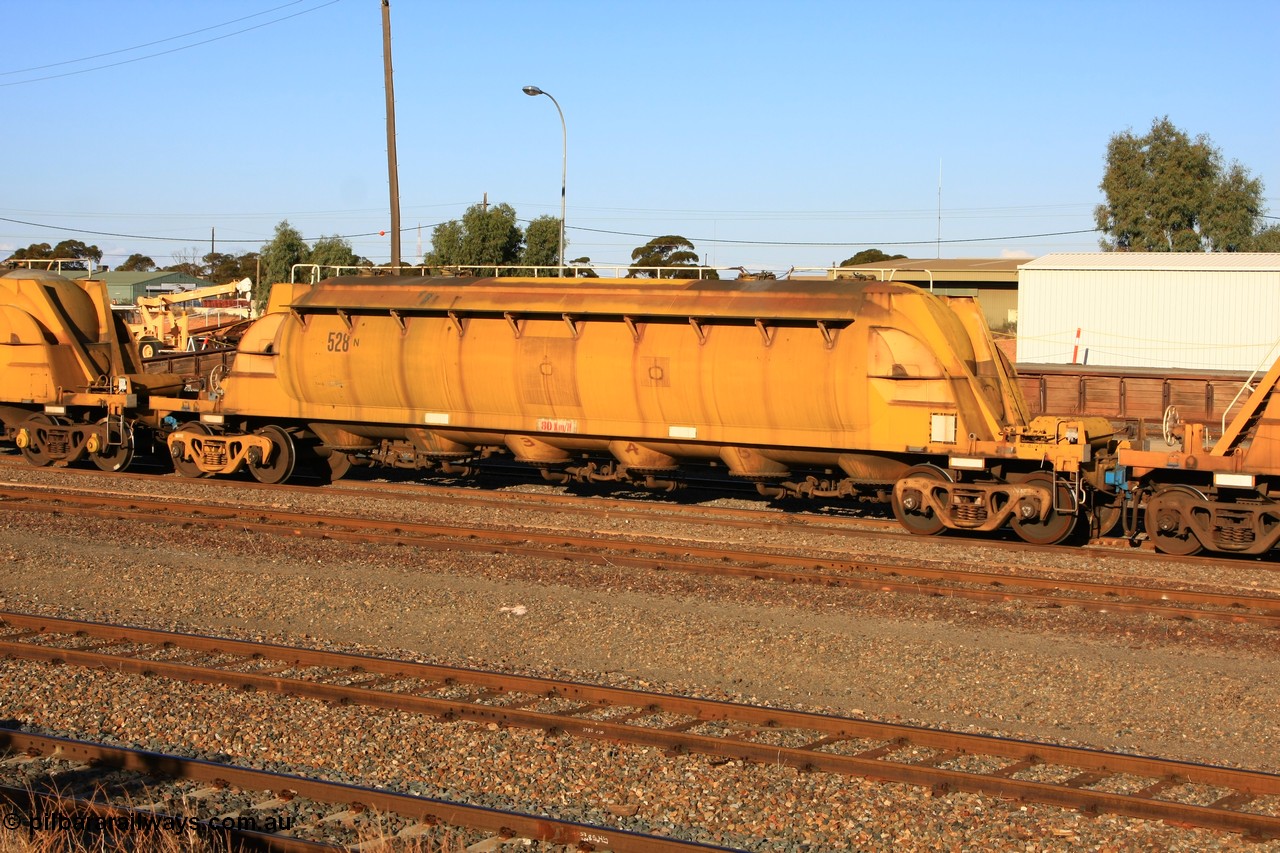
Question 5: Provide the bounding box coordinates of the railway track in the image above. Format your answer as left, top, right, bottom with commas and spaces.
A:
1, 480, 1278, 629
0, 452, 890, 529
0, 729, 727, 852
5, 451, 1257, 569
2, 612, 1278, 840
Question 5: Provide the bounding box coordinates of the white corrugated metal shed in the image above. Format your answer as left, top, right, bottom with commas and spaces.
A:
1020, 253, 1280, 272
1016, 253, 1280, 371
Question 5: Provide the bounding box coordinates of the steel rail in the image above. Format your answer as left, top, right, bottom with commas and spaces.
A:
0, 730, 729, 852
0, 461, 886, 535
2, 612, 1278, 839
1, 486, 1277, 627
0, 458, 1240, 570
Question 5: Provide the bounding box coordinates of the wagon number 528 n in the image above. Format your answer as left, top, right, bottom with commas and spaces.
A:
326, 331, 353, 352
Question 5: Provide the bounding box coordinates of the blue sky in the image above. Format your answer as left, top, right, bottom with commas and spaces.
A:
2, 0, 1276, 275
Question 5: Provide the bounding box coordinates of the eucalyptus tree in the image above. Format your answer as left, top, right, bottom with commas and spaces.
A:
425, 203, 523, 271
628, 235, 714, 278
1095, 116, 1269, 252
259, 220, 310, 303
521, 215, 564, 273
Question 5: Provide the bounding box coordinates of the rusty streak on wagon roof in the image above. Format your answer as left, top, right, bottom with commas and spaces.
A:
279, 275, 921, 323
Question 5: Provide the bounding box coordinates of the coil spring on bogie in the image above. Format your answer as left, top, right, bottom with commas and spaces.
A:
952, 503, 988, 523
201, 446, 228, 466
1214, 525, 1255, 545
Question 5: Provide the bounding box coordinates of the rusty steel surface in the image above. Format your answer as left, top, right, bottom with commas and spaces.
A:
0, 482, 1276, 626
0, 729, 723, 853
1015, 363, 1255, 427
3, 613, 1279, 839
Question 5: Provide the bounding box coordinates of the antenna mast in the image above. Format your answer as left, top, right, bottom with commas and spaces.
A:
936, 159, 942, 259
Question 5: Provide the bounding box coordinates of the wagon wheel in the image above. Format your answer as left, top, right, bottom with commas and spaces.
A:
18, 413, 61, 468
250, 425, 296, 485
91, 418, 135, 472
1145, 485, 1205, 556
1011, 472, 1078, 546
892, 464, 953, 536
171, 422, 214, 479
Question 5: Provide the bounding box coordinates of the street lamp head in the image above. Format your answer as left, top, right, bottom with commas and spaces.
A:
521, 83, 566, 276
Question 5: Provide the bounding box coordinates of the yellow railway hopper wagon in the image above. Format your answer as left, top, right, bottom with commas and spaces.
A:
0, 270, 195, 471
171, 275, 1115, 544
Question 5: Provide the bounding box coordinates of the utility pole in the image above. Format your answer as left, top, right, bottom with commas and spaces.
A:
382, 0, 401, 269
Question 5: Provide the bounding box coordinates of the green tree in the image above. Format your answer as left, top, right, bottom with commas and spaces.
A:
839, 248, 907, 266
628, 235, 714, 278
259, 220, 310, 303
521, 215, 563, 272
203, 251, 260, 284
567, 256, 599, 278
118, 253, 156, 272
5, 240, 102, 270
424, 203, 523, 271
4, 242, 54, 266
424, 220, 464, 266
52, 239, 102, 268
1251, 225, 1280, 252
165, 248, 206, 279
309, 235, 367, 273
1095, 116, 1267, 252
235, 251, 261, 283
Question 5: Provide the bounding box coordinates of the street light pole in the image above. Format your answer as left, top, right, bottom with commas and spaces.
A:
522, 85, 566, 276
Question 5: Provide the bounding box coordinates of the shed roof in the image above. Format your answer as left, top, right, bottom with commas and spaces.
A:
836, 257, 1022, 284
1020, 252, 1280, 272
61, 270, 210, 287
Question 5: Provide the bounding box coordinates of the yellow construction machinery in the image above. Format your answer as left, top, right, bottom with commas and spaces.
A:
127, 278, 255, 358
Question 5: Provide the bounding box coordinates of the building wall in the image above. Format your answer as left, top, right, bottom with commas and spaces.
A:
932, 287, 1017, 331
1017, 268, 1280, 371
92, 273, 208, 305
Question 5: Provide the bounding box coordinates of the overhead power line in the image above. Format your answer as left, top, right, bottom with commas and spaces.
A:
568, 225, 1103, 247
1, 0, 342, 87
0, 1, 313, 76
0, 215, 389, 245
1, 213, 1100, 251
